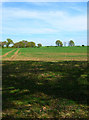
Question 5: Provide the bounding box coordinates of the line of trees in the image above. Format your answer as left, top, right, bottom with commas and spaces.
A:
0, 39, 42, 48
56, 40, 75, 47
0, 38, 75, 48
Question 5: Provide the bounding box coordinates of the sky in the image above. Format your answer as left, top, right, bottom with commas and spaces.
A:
1, 0, 88, 2
1, 2, 87, 46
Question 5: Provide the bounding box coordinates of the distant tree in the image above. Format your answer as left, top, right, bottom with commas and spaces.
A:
19, 41, 25, 48
21, 40, 28, 47
69, 40, 75, 46
37, 43, 42, 48
14, 42, 20, 48
13, 41, 25, 48
1, 41, 7, 48
82, 45, 84, 47
7, 38, 14, 48
13, 41, 36, 48
30, 42, 36, 47
56, 40, 63, 47
0, 42, 1, 47
26, 42, 31, 47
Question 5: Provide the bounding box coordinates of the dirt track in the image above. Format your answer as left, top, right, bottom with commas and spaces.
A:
0, 49, 16, 58
10, 49, 19, 60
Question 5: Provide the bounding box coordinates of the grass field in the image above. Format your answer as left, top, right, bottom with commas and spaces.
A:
1, 47, 89, 119
2, 48, 16, 55
2, 47, 87, 61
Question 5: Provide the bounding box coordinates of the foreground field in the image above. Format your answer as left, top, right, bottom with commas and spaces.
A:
2, 47, 88, 119
2, 47, 87, 61
2, 60, 88, 119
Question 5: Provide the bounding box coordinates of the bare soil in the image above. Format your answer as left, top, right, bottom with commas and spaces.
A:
4, 56, 87, 61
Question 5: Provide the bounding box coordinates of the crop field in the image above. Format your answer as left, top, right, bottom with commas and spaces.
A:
2, 47, 87, 61
1, 47, 89, 119
2, 48, 16, 55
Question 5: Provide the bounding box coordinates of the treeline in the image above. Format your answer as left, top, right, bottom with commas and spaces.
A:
0, 38, 76, 48
0, 39, 42, 48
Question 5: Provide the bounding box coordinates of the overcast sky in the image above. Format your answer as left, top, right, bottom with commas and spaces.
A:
2, 2, 87, 46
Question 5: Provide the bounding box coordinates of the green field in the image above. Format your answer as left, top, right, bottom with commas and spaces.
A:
2, 47, 89, 119
2, 47, 87, 61
3, 49, 18, 59
2, 48, 16, 55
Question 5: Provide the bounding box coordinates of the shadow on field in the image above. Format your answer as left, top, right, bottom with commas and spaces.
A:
2, 60, 88, 119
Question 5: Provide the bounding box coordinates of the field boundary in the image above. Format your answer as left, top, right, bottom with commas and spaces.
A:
3, 57, 87, 61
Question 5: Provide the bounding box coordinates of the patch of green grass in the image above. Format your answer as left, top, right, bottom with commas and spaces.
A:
2, 48, 16, 55
2, 60, 89, 119
3, 49, 18, 59
0, 48, 2, 56
16, 47, 87, 61
2, 47, 87, 61
19, 46, 87, 54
